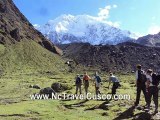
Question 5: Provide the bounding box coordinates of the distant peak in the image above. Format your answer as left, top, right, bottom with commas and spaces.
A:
35, 14, 138, 45
58, 14, 74, 19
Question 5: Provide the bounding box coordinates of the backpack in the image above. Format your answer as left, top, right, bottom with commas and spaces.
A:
96, 76, 101, 83
83, 75, 90, 80
114, 82, 121, 89
152, 73, 160, 86
137, 70, 147, 83
76, 77, 81, 84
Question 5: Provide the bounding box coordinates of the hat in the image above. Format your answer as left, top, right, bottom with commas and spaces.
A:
137, 64, 141, 67
147, 69, 153, 73
136, 64, 141, 69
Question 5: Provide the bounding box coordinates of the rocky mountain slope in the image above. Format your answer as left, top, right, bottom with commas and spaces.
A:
36, 14, 137, 45
136, 32, 160, 47
59, 42, 160, 72
0, 0, 62, 55
0, 0, 66, 73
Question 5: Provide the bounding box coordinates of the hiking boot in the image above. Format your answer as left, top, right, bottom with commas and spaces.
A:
144, 103, 148, 107
136, 106, 143, 110
134, 102, 138, 107
143, 104, 149, 109
144, 106, 150, 113
154, 109, 158, 114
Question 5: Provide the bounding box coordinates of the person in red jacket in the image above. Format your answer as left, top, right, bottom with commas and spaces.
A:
83, 72, 91, 94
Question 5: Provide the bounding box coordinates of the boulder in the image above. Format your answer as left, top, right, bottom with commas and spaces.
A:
10, 28, 21, 41
39, 87, 55, 98
51, 82, 72, 92
33, 84, 41, 89
29, 84, 41, 89
39, 40, 63, 55
0, 3, 7, 13
0, 36, 5, 44
51, 83, 61, 92
101, 112, 108, 116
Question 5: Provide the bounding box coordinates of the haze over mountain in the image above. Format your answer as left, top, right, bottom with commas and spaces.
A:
35, 14, 138, 45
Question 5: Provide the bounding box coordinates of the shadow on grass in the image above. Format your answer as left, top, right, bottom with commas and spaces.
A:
113, 106, 135, 120
63, 99, 89, 109
113, 106, 153, 120
0, 114, 26, 117
133, 112, 152, 120
85, 99, 111, 111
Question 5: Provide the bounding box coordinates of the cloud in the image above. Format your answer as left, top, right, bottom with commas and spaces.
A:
133, 32, 144, 38
33, 24, 40, 29
97, 5, 117, 20
113, 5, 117, 8
148, 25, 160, 35
98, 5, 111, 20
96, 5, 120, 28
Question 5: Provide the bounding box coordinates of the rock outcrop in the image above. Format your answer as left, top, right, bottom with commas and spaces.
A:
0, 0, 62, 55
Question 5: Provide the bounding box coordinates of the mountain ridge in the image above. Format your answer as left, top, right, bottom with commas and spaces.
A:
36, 14, 137, 45
136, 32, 160, 47
58, 42, 160, 72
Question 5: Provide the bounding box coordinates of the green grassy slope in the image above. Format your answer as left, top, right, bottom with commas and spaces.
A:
0, 41, 159, 120
1, 71, 159, 120
0, 40, 67, 74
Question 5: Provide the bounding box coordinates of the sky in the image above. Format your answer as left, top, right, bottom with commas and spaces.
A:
13, 0, 160, 36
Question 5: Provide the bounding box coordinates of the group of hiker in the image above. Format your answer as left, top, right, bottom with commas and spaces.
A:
135, 64, 160, 114
75, 71, 120, 96
74, 64, 160, 113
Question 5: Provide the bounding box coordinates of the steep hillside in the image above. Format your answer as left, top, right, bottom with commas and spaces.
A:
0, 0, 66, 73
0, 0, 62, 55
59, 42, 160, 72
0, 40, 67, 73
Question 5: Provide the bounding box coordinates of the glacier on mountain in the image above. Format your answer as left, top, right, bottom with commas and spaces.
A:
35, 14, 138, 45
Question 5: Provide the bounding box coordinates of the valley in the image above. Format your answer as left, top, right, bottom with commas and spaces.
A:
0, 0, 160, 120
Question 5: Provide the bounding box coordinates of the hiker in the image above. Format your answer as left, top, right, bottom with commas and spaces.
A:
134, 64, 148, 107
146, 69, 159, 113
75, 74, 82, 94
94, 72, 102, 95
83, 72, 91, 94
108, 72, 121, 95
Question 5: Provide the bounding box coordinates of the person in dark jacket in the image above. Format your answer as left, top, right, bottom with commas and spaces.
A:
146, 69, 159, 113
94, 72, 102, 95
134, 64, 147, 107
75, 74, 82, 94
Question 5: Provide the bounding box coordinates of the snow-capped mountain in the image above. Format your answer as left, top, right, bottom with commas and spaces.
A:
35, 14, 138, 45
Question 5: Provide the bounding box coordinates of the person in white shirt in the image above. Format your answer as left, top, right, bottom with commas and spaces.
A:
108, 72, 120, 95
